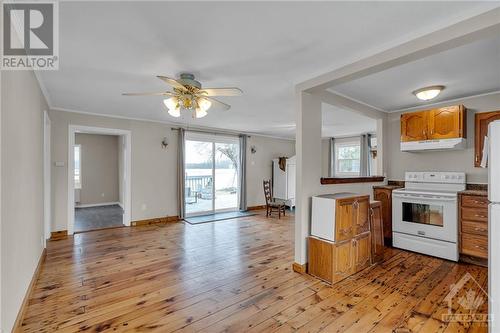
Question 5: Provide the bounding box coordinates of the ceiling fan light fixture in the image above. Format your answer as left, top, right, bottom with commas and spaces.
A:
195, 107, 208, 118
413, 85, 445, 101
197, 98, 212, 112
164, 97, 181, 117
168, 108, 181, 118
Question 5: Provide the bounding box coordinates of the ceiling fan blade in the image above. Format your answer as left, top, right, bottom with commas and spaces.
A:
157, 76, 187, 90
198, 87, 243, 96
204, 97, 231, 111
122, 91, 174, 96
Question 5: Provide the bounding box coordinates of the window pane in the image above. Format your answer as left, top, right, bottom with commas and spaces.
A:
338, 145, 360, 159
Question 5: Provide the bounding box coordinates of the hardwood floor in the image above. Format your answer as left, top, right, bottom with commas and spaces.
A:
19, 211, 488, 332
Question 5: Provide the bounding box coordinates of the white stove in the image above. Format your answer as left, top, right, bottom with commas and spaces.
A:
392, 171, 466, 261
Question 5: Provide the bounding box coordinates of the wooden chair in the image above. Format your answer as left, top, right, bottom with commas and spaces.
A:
263, 180, 286, 219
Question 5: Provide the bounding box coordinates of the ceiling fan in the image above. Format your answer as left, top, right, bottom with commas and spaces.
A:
123, 73, 242, 118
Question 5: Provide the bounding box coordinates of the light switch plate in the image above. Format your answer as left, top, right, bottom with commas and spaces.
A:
54, 161, 65, 167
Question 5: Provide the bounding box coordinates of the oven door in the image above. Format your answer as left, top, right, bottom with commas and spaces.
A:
392, 192, 458, 243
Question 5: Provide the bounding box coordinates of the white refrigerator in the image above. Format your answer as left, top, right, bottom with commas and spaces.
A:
489, 120, 500, 333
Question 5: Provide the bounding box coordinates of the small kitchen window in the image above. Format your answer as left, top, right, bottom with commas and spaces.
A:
335, 141, 361, 176
74, 145, 82, 189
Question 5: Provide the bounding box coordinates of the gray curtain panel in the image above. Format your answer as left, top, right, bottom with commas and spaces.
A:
178, 128, 186, 219
360, 134, 372, 176
238, 135, 247, 211
329, 137, 335, 177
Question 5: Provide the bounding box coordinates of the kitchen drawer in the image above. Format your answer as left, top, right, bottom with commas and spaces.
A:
461, 195, 489, 209
461, 207, 488, 223
462, 220, 488, 236
461, 233, 488, 259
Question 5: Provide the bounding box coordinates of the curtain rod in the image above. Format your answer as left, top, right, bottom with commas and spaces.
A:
170, 127, 251, 137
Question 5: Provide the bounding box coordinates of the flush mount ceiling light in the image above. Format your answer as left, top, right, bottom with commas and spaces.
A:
412, 85, 445, 101
123, 73, 242, 119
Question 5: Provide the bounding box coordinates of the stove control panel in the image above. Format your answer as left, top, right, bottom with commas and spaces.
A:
404, 171, 466, 184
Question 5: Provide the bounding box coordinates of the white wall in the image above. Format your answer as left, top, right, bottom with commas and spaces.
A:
1, 69, 47, 332
246, 135, 295, 207
75, 133, 119, 205
49, 110, 295, 231
387, 92, 500, 184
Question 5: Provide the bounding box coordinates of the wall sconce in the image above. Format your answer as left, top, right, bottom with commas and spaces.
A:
250, 146, 257, 154
161, 137, 168, 149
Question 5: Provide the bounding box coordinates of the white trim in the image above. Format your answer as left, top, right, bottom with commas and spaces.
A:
50, 107, 295, 141
68, 125, 132, 235
75, 202, 121, 208
73, 144, 82, 189
43, 111, 51, 245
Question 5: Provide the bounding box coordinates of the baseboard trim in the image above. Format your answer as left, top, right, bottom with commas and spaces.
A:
292, 262, 308, 274
131, 215, 180, 226
13, 248, 47, 331
50, 230, 68, 241
75, 202, 121, 208
247, 205, 266, 211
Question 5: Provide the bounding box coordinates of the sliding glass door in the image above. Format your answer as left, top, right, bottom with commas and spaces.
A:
185, 133, 240, 216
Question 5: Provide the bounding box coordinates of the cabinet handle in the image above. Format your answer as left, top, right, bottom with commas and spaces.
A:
475, 214, 486, 218
474, 245, 487, 251
474, 227, 487, 232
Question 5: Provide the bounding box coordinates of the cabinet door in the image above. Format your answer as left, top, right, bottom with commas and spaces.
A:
353, 196, 370, 235
428, 105, 465, 140
373, 188, 392, 244
354, 232, 371, 271
335, 198, 355, 242
370, 204, 385, 264
333, 240, 354, 283
475, 111, 500, 167
401, 111, 428, 142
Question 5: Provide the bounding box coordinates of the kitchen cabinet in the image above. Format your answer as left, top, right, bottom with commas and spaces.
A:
369, 201, 385, 264
400, 105, 466, 142
459, 192, 489, 265
474, 110, 500, 167
308, 193, 372, 284
373, 185, 402, 246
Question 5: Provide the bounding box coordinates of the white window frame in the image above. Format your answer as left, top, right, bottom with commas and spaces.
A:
74, 144, 82, 189
335, 140, 361, 177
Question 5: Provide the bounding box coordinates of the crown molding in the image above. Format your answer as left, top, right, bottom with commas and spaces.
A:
50, 107, 295, 141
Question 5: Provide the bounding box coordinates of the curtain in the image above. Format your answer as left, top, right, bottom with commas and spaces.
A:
238, 135, 247, 211
329, 138, 335, 177
360, 134, 372, 176
178, 128, 186, 219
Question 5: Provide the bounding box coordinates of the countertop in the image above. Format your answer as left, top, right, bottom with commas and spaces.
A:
458, 190, 488, 197
372, 185, 404, 190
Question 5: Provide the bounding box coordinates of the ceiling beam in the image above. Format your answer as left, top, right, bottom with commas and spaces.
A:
298, 7, 500, 93
314, 90, 386, 120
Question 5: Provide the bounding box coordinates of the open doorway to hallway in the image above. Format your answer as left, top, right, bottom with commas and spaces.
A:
73, 133, 124, 232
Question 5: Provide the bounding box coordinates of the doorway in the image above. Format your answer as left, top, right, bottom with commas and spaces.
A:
184, 132, 240, 216
68, 125, 131, 234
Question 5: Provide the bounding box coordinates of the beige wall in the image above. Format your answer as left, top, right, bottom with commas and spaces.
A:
1, 70, 47, 331
75, 134, 119, 205
387, 92, 500, 184
246, 135, 295, 207
49, 110, 295, 231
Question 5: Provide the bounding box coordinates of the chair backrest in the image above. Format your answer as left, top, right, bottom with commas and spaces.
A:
263, 180, 272, 205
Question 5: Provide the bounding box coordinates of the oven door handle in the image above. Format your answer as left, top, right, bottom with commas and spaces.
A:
393, 193, 457, 201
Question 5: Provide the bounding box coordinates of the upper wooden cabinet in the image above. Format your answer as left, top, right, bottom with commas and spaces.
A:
475, 111, 500, 167
401, 105, 466, 142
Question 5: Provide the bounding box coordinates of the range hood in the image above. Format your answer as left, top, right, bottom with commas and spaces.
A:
401, 138, 466, 152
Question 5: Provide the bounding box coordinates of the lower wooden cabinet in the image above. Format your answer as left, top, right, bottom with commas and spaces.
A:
373, 186, 402, 246
459, 192, 489, 263
369, 201, 385, 264
308, 232, 371, 285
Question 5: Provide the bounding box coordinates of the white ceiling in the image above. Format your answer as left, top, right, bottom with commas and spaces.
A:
330, 35, 500, 112
322, 104, 376, 138
38, 2, 498, 138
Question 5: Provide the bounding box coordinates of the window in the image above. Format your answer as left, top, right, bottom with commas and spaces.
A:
335, 141, 360, 176
74, 145, 81, 189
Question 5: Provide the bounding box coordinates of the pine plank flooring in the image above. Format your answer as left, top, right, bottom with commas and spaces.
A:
19, 211, 488, 332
